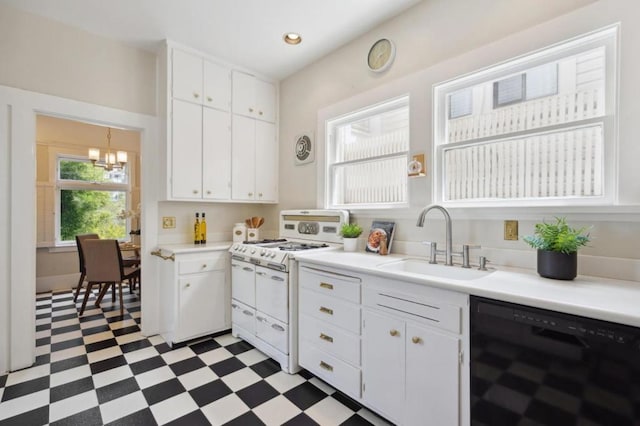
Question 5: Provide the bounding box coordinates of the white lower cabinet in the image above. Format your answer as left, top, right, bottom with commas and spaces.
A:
362, 309, 461, 425
298, 265, 363, 400
159, 249, 230, 346
297, 262, 468, 426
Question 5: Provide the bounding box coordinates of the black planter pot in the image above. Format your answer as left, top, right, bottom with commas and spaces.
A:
537, 250, 577, 280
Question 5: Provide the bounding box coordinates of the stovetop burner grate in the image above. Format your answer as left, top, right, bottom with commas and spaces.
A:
242, 238, 287, 245
278, 242, 329, 251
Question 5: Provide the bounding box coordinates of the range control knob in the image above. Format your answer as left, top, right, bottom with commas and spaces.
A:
260, 250, 266, 257
251, 249, 256, 254
270, 252, 277, 258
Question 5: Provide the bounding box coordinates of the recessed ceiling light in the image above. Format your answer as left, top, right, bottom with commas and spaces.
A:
283, 33, 302, 45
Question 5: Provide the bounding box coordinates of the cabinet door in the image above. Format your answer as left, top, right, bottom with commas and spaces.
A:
254, 79, 276, 123
172, 49, 203, 104
232, 70, 255, 118
254, 120, 277, 202
362, 309, 405, 423
231, 115, 256, 201
203, 60, 231, 111
202, 108, 231, 200
176, 270, 226, 342
172, 100, 203, 199
405, 324, 460, 426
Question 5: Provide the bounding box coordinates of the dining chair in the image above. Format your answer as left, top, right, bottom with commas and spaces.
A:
73, 233, 100, 303
79, 239, 140, 317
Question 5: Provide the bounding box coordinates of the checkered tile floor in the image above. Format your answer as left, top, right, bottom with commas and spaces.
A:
0, 288, 391, 425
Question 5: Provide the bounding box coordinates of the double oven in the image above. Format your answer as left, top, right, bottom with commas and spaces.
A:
229, 210, 348, 373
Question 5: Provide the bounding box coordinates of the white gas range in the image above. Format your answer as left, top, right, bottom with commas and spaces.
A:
229, 209, 349, 373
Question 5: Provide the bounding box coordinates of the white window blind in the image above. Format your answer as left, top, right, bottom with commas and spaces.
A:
326, 97, 409, 208
434, 26, 616, 206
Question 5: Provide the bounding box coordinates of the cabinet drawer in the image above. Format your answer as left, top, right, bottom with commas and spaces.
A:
300, 266, 361, 303
231, 300, 256, 335
300, 314, 360, 367
179, 253, 226, 274
256, 312, 288, 354
300, 288, 361, 334
363, 287, 461, 334
300, 343, 361, 399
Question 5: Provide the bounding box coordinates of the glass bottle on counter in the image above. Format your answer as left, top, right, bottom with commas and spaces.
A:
194, 213, 201, 245
200, 212, 207, 244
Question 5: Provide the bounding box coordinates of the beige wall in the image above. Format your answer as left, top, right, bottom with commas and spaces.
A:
278, 0, 640, 280
0, 3, 157, 115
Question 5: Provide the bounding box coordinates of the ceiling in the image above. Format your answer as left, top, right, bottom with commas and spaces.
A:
0, 0, 422, 80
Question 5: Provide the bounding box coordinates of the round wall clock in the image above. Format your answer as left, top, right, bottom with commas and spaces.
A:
367, 38, 396, 73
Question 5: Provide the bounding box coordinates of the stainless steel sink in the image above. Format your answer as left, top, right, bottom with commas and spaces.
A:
378, 258, 494, 280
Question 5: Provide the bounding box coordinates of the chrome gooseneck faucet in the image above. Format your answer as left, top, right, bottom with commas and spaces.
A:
416, 204, 453, 266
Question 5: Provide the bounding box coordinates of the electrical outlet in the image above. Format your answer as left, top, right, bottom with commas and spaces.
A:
504, 220, 518, 240
162, 217, 176, 229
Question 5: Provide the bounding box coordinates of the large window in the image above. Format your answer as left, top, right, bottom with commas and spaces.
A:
56, 156, 130, 244
433, 26, 618, 206
326, 96, 410, 209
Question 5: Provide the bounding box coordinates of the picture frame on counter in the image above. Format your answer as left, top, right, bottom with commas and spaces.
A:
366, 220, 395, 253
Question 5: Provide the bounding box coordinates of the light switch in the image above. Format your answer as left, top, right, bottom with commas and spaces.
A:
504, 220, 518, 241
162, 217, 176, 229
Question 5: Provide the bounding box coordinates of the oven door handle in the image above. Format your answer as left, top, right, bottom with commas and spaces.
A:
271, 276, 285, 282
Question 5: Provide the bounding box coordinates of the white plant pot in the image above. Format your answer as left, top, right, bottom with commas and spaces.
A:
343, 237, 359, 252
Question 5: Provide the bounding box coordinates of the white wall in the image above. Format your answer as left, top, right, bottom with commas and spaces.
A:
278, 0, 640, 280
0, 3, 157, 115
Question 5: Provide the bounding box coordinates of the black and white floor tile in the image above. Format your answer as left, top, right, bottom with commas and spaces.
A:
0, 288, 391, 425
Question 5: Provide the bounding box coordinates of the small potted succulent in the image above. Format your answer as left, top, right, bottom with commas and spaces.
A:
523, 217, 591, 280
340, 223, 363, 252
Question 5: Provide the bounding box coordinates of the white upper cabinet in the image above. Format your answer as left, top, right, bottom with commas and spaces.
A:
203, 108, 231, 200
171, 99, 203, 199
172, 48, 231, 111
232, 71, 277, 123
254, 120, 278, 202
161, 42, 278, 203
203, 61, 231, 111
231, 116, 277, 202
172, 49, 203, 104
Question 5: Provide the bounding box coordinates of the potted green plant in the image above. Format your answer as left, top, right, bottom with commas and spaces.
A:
340, 223, 363, 252
523, 217, 591, 280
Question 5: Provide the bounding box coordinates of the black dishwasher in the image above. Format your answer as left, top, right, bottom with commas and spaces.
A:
470, 296, 640, 426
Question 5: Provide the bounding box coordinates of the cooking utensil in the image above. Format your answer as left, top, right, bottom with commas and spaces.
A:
251, 216, 260, 228
245, 218, 252, 228
257, 217, 264, 228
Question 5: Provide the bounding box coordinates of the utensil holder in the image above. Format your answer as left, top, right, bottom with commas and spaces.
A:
247, 228, 260, 242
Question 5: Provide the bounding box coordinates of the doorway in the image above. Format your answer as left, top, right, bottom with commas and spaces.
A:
1, 85, 159, 373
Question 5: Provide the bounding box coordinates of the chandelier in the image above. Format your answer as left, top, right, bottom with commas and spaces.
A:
88, 127, 127, 171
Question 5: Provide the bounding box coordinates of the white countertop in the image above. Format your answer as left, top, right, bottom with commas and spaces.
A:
295, 251, 640, 328
156, 242, 232, 254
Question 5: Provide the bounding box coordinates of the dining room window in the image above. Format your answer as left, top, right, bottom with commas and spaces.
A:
432, 25, 618, 207
56, 156, 130, 243
325, 95, 410, 209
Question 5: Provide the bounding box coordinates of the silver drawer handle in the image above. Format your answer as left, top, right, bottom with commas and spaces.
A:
231, 303, 238, 308
242, 310, 254, 316
256, 316, 267, 323
271, 323, 285, 332
242, 267, 253, 272
256, 272, 267, 276
231, 263, 239, 268
271, 276, 285, 282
